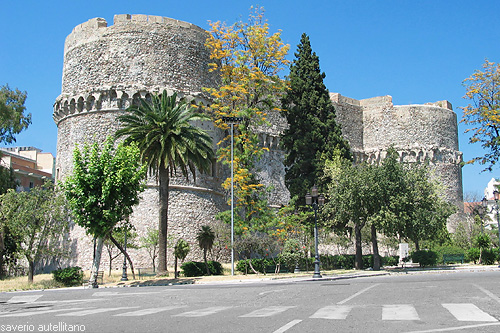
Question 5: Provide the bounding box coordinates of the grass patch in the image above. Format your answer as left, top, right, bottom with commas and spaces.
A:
0, 274, 62, 292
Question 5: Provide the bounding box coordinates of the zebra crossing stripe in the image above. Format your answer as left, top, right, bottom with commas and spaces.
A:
0, 308, 86, 317
442, 303, 497, 322
240, 306, 296, 318
173, 306, 231, 317
56, 306, 139, 317
115, 306, 187, 316
382, 304, 420, 321
309, 305, 352, 320
7, 295, 42, 303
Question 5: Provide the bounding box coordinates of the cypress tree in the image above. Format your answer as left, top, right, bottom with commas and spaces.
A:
281, 33, 351, 205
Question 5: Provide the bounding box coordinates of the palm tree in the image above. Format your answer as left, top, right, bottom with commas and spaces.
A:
196, 225, 215, 275
115, 90, 214, 274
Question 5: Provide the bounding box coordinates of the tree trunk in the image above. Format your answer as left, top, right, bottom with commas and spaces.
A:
157, 164, 169, 275
415, 240, 420, 251
89, 236, 104, 288
203, 249, 210, 275
174, 257, 178, 278
371, 224, 381, 271
0, 229, 4, 278
28, 259, 34, 283
355, 224, 363, 270
109, 235, 136, 279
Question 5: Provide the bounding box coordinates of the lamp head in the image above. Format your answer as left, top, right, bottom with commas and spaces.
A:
305, 193, 312, 205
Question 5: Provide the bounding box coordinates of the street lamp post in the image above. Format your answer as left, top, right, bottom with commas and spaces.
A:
121, 229, 128, 281
305, 185, 324, 279
222, 116, 243, 276
480, 197, 488, 233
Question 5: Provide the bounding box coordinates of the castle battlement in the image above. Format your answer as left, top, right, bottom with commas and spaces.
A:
71, 15, 204, 34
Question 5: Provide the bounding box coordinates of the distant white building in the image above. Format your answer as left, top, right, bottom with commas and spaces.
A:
483, 178, 500, 229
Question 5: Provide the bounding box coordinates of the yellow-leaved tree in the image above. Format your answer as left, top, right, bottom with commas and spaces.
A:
204, 7, 290, 235
461, 59, 500, 171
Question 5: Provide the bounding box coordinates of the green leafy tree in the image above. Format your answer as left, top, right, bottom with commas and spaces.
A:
63, 139, 146, 287
173, 238, 190, 278
460, 60, 500, 171
0, 164, 17, 278
0, 84, 31, 144
196, 226, 215, 275
140, 228, 159, 273
323, 156, 379, 270
116, 91, 214, 275
281, 33, 351, 207
0, 182, 68, 283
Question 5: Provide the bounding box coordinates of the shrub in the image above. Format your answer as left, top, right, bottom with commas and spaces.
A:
433, 245, 465, 263
52, 266, 83, 287
465, 247, 480, 264
181, 261, 205, 277
207, 261, 223, 275
481, 248, 498, 265
382, 256, 399, 267
236, 258, 273, 274
411, 250, 438, 267
181, 261, 223, 277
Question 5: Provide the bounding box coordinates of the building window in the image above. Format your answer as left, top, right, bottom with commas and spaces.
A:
29, 181, 34, 189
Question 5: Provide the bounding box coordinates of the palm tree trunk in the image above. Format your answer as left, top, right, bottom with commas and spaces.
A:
204, 249, 210, 275
157, 164, 169, 275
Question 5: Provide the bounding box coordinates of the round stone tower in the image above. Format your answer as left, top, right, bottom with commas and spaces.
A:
53, 14, 227, 269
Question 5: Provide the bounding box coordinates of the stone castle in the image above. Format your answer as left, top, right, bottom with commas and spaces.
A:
53, 15, 463, 269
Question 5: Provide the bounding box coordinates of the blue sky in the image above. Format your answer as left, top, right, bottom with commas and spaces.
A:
1, 0, 499, 199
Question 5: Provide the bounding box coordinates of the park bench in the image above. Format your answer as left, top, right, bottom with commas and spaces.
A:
138, 267, 156, 279
443, 254, 464, 265
84, 270, 103, 288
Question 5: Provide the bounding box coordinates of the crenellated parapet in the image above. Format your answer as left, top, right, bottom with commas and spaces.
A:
361, 147, 463, 165
53, 87, 210, 125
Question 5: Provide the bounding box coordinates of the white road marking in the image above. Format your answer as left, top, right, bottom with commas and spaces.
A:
173, 306, 231, 317
56, 306, 139, 316
240, 306, 296, 318
407, 322, 500, 333
7, 295, 42, 303
115, 306, 186, 316
92, 291, 120, 296
0, 308, 86, 317
309, 305, 352, 319
442, 303, 497, 322
382, 304, 420, 321
473, 284, 500, 304
258, 289, 285, 296
337, 283, 379, 305
92, 291, 163, 297
272, 320, 302, 333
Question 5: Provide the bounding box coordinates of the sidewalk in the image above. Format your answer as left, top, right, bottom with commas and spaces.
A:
99, 264, 500, 289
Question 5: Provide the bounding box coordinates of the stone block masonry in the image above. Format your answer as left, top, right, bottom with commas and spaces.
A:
54, 14, 463, 270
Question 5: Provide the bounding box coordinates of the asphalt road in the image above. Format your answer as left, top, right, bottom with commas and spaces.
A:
1, 270, 500, 333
